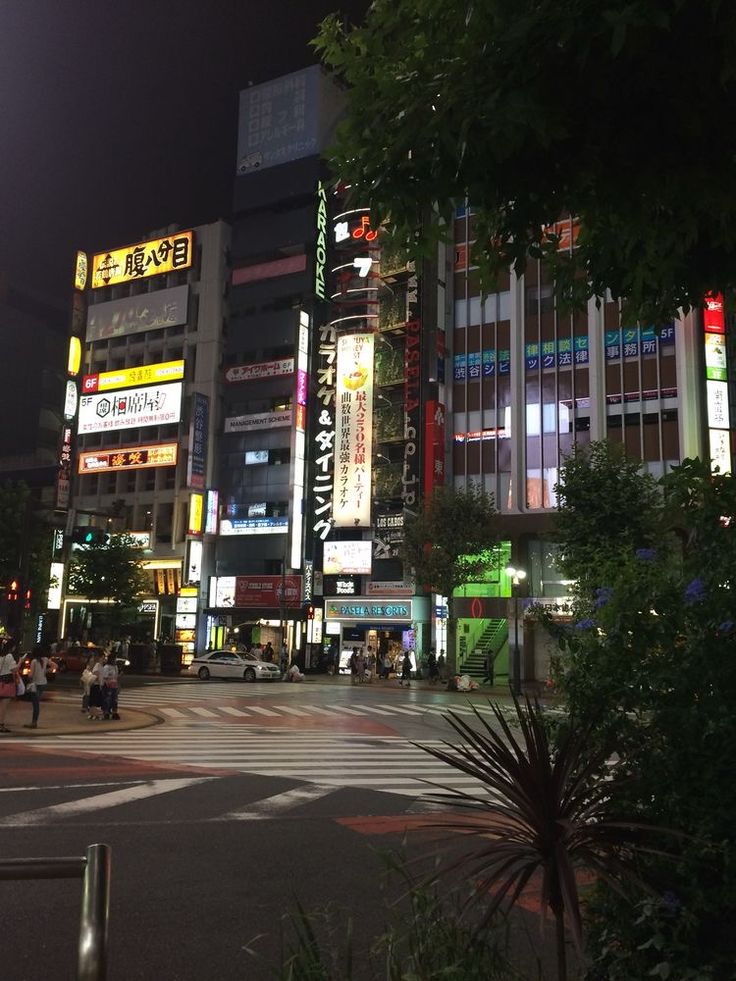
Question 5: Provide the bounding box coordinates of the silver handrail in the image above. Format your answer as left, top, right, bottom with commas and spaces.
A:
0, 843, 111, 980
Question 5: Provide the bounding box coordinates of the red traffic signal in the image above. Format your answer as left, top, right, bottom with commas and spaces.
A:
6, 579, 19, 602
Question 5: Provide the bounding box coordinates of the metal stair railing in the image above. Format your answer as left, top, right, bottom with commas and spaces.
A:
0, 842, 111, 980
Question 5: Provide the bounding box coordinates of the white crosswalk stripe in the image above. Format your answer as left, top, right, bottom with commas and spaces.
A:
14, 725, 488, 799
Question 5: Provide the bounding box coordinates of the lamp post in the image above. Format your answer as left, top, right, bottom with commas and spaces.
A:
505, 565, 527, 696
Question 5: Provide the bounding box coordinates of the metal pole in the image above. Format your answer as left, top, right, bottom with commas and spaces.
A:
78, 843, 111, 981
512, 592, 521, 696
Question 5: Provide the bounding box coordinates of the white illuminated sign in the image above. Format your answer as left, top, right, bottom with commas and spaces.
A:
185, 539, 203, 584
352, 257, 373, 277
77, 382, 183, 434
64, 381, 78, 421
706, 380, 730, 430
332, 333, 374, 527
323, 540, 372, 576
48, 562, 64, 610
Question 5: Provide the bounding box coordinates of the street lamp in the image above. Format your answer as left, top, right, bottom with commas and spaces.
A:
505, 565, 527, 696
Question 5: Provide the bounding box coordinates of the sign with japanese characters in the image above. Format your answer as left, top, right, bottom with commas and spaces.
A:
311, 323, 337, 540
236, 66, 320, 174
74, 251, 88, 291
218, 516, 289, 536
423, 400, 445, 495
323, 540, 372, 575
54, 426, 73, 511
86, 285, 189, 342
91, 231, 193, 289
187, 392, 209, 489
77, 382, 183, 434
209, 575, 303, 609
333, 333, 374, 527
223, 410, 291, 434
77, 442, 178, 473
224, 358, 294, 383
83, 360, 185, 394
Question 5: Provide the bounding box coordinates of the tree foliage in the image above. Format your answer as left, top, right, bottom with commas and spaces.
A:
402, 484, 499, 599
550, 452, 736, 976
402, 484, 499, 674
0, 481, 54, 616
315, 0, 736, 322
67, 533, 149, 609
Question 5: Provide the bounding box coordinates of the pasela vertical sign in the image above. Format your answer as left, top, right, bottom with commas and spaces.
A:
403, 264, 421, 510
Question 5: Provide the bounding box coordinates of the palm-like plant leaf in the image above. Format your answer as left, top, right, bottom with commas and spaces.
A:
414, 696, 681, 964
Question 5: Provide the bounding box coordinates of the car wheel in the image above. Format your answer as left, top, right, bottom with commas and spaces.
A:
244, 668, 256, 683
198, 666, 210, 680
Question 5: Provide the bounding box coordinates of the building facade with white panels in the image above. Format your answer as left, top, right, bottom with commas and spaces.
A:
447, 207, 730, 684
67, 220, 230, 647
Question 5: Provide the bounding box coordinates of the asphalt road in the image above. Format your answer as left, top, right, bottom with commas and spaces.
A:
0, 676, 540, 981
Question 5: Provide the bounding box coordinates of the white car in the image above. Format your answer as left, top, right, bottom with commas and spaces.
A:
188, 649, 281, 683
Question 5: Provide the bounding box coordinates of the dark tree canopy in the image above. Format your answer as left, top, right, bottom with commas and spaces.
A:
316, 0, 736, 322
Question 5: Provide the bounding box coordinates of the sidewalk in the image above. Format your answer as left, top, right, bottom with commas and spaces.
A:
0, 693, 160, 737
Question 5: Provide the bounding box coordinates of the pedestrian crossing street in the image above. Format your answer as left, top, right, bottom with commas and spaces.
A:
17, 724, 489, 800
54, 680, 499, 726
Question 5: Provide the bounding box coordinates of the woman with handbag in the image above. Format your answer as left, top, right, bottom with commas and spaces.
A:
0, 641, 19, 733
24, 645, 50, 730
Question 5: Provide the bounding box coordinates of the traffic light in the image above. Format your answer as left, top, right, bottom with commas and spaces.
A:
24, 588, 32, 610
70, 527, 110, 546
6, 579, 19, 603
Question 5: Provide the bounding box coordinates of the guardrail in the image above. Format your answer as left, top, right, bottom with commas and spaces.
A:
0, 843, 111, 980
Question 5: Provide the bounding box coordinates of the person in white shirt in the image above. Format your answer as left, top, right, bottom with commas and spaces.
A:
88, 653, 105, 720
24, 645, 50, 729
102, 652, 120, 720
0, 643, 19, 733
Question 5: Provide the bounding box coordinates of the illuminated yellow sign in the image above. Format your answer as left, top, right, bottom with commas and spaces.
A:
188, 492, 204, 536
68, 336, 82, 376
74, 251, 88, 291
91, 230, 194, 289
77, 443, 178, 474
82, 359, 185, 394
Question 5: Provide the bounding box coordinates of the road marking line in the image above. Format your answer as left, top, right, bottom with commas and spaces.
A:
216, 784, 335, 821
247, 706, 280, 717
323, 705, 368, 716
0, 781, 143, 793
220, 707, 251, 717
271, 705, 311, 717
160, 707, 187, 718
190, 707, 219, 718
299, 704, 340, 717
0, 777, 214, 827
355, 705, 395, 716
374, 704, 426, 716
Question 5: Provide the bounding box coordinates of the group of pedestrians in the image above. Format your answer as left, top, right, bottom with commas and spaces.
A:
81, 650, 120, 721
0, 640, 51, 732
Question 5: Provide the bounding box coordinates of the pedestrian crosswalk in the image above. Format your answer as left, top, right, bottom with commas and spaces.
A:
52, 680, 499, 726
15, 724, 489, 800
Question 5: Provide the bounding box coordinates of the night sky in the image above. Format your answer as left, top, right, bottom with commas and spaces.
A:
0, 0, 367, 306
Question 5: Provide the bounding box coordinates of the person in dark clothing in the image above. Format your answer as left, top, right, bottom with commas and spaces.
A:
483, 650, 495, 686
399, 650, 412, 687
427, 649, 439, 684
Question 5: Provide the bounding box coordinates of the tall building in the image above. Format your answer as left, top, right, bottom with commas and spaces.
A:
205, 67, 447, 672
63, 220, 230, 653
447, 209, 733, 684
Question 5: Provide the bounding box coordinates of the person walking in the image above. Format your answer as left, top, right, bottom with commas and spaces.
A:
399, 650, 412, 687
24, 645, 50, 729
437, 650, 446, 681
427, 649, 439, 685
102, 651, 120, 720
263, 642, 274, 663
483, 649, 495, 686
350, 647, 358, 685
381, 652, 391, 680
0, 642, 19, 733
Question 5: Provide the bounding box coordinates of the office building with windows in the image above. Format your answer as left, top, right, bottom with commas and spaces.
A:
65, 220, 230, 652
